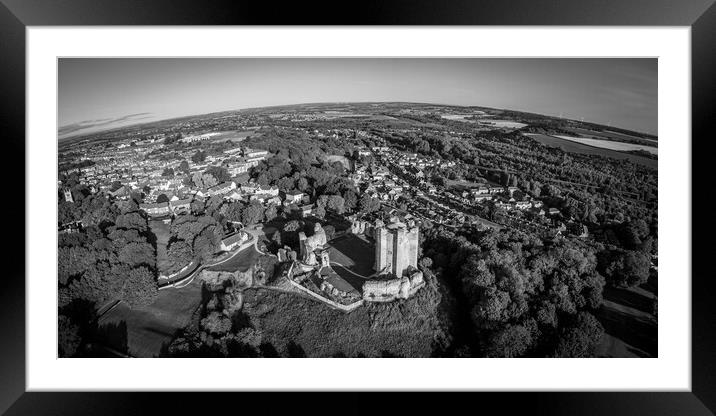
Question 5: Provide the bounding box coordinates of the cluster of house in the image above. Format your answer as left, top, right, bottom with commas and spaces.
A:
394, 152, 456, 170
136, 183, 313, 221
60, 134, 278, 215
452, 185, 556, 215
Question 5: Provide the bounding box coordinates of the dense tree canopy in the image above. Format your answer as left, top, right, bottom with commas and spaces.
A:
423, 225, 606, 357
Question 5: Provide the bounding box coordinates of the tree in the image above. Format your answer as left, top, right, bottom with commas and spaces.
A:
327, 195, 345, 214
473, 288, 511, 323
359, 194, 381, 214
598, 249, 650, 288
276, 176, 295, 193
484, 323, 534, 358
166, 240, 193, 275
271, 230, 282, 249
156, 194, 170, 204
223, 202, 244, 223
178, 160, 190, 174
418, 256, 433, 271
241, 201, 265, 225
619, 219, 650, 249
161, 167, 174, 177
191, 150, 207, 163
58, 315, 81, 357
190, 199, 205, 215
284, 220, 301, 232
205, 166, 231, 183
296, 177, 309, 192
343, 190, 358, 212
122, 266, 159, 307
117, 241, 156, 269
193, 225, 221, 261
201, 311, 232, 335
553, 312, 604, 357
323, 225, 336, 241
205, 195, 225, 216
314, 203, 326, 219
264, 203, 278, 222
192, 172, 218, 189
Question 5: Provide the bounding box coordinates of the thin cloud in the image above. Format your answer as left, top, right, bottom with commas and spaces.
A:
58, 112, 153, 137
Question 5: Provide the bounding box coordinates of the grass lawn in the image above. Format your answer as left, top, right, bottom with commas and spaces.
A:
444, 178, 487, 190
207, 246, 259, 273
150, 220, 172, 275
595, 283, 657, 357
98, 279, 203, 357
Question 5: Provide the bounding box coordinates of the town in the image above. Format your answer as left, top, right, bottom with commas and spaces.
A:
58, 102, 658, 359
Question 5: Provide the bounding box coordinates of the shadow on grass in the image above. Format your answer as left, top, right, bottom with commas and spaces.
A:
596, 304, 657, 357
286, 341, 307, 357
603, 286, 655, 314
94, 320, 129, 356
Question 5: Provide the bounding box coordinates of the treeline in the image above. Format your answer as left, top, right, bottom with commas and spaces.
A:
57, 205, 159, 357
58, 208, 158, 309
421, 225, 606, 357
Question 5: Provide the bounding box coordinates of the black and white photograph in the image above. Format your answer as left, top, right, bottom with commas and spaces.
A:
56, 58, 658, 359
4, 0, 712, 412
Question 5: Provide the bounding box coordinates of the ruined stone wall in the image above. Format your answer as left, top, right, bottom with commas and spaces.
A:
362, 269, 424, 302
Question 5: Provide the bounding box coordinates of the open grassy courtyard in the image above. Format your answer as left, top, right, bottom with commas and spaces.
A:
326, 234, 374, 275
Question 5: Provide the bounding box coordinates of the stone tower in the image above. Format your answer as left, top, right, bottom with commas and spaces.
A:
374, 221, 419, 277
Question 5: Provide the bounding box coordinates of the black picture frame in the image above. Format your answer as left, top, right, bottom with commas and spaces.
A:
2, 0, 713, 414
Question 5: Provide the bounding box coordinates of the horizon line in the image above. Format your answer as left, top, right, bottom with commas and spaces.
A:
58, 100, 658, 141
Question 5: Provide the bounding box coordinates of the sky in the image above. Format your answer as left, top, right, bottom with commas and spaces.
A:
58, 58, 657, 139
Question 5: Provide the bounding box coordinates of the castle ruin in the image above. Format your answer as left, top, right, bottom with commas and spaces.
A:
373, 220, 419, 278
298, 222, 328, 266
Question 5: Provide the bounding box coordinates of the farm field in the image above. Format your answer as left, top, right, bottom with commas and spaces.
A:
480, 120, 527, 129
97, 278, 203, 357
207, 129, 258, 143
553, 135, 658, 155
524, 133, 657, 169
566, 126, 658, 145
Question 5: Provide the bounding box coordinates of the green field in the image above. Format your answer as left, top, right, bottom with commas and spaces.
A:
97, 279, 203, 357
207, 130, 259, 143
444, 178, 488, 190
565, 126, 657, 145
525, 134, 657, 169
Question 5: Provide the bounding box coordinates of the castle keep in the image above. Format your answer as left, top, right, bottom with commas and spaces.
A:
374, 221, 419, 277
